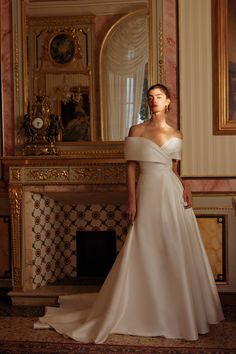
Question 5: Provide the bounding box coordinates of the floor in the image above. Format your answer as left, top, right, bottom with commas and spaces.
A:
0, 288, 236, 351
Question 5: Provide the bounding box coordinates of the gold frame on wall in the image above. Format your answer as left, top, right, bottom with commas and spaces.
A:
48, 32, 79, 66
212, 0, 236, 134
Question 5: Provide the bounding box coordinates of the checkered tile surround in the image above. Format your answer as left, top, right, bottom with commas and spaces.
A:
32, 193, 128, 289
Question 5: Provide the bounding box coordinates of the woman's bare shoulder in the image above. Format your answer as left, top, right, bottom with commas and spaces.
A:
167, 126, 183, 140
173, 129, 183, 140
128, 122, 147, 137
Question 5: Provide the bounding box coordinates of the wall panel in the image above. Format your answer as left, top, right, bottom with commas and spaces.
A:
179, 0, 236, 176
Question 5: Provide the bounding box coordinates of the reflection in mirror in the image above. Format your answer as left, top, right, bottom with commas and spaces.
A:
27, 16, 94, 142
100, 9, 149, 141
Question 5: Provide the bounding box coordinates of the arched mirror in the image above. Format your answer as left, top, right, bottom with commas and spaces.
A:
100, 9, 149, 141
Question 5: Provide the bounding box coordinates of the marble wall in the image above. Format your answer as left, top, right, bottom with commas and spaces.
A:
1, 0, 14, 156
163, 0, 178, 129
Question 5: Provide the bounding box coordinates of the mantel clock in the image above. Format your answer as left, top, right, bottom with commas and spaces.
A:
23, 95, 62, 156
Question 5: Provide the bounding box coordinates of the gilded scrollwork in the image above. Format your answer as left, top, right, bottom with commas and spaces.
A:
11, 168, 21, 182
9, 184, 23, 216
72, 164, 126, 184
103, 165, 126, 183
26, 168, 69, 181
9, 184, 23, 290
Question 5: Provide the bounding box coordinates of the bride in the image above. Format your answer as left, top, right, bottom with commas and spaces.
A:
35, 83, 224, 343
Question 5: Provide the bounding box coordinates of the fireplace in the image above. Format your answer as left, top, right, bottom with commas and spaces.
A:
3, 151, 127, 305
76, 230, 116, 280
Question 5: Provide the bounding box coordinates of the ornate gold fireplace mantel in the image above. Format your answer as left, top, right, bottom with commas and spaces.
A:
2, 150, 127, 304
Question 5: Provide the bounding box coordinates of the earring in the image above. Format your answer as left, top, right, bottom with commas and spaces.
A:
165, 105, 169, 112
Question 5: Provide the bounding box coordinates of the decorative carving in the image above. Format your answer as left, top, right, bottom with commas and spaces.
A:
11, 168, 21, 182
9, 184, 23, 216
60, 148, 124, 158
28, 16, 93, 74
72, 164, 126, 184
46, 30, 82, 67
9, 184, 23, 290
26, 168, 69, 181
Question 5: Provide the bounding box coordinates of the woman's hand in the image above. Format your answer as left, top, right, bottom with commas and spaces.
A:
127, 201, 136, 224
183, 186, 192, 209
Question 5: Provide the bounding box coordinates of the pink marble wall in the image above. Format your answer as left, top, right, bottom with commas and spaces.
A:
1, 0, 14, 155
163, 0, 178, 129
187, 179, 236, 193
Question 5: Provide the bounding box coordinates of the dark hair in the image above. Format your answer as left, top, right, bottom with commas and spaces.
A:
147, 83, 171, 99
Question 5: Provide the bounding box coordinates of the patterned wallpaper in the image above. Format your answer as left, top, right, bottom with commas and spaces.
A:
31, 193, 128, 289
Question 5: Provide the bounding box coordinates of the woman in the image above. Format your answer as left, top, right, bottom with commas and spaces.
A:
35, 83, 224, 343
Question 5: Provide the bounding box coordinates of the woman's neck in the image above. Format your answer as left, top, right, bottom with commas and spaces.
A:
149, 112, 167, 128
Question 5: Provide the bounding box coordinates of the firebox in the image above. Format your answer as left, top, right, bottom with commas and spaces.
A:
76, 231, 116, 279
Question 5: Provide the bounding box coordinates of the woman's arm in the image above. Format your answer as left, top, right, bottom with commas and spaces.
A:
127, 160, 137, 224
126, 124, 140, 223
172, 160, 192, 208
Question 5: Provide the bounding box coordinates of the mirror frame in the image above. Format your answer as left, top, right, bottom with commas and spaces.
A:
12, 0, 163, 156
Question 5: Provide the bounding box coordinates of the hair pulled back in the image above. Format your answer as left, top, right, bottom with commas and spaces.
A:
147, 83, 171, 99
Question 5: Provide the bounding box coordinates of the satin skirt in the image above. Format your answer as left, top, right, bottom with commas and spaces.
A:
37, 162, 224, 343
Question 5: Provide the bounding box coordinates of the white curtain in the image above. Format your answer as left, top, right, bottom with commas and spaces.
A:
103, 14, 148, 140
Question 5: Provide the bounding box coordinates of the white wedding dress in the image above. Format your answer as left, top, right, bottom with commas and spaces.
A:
36, 136, 224, 343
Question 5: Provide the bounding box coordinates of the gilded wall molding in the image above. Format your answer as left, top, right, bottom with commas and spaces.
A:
158, 20, 164, 83
14, 25, 19, 101
148, 0, 164, 84
12, 0, 28, 149
9, 184, 23, 290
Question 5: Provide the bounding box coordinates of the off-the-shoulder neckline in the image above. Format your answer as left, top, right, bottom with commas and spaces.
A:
126, 136, 182, 149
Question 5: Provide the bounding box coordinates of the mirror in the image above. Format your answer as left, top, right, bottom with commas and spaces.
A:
12, 0, 163, 152
26, 13, 95, 142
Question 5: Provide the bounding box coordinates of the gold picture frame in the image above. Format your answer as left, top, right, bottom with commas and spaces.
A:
49, 32, 76, 66
212, 0, 236, 134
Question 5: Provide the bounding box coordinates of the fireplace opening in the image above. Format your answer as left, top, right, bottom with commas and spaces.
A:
76, 231, 116, 281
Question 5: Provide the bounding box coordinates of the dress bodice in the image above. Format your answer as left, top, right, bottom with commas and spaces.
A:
124, 137, 182, 165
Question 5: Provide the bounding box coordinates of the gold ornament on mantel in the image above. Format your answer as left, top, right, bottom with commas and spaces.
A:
22, 95, 64, 156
